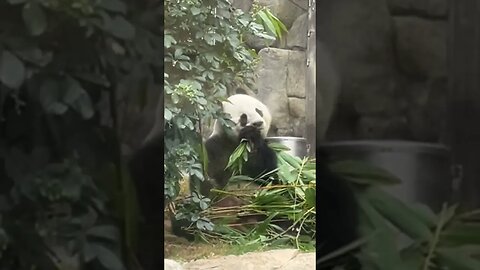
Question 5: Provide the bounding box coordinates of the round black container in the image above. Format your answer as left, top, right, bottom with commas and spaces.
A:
319, 140, 453, 212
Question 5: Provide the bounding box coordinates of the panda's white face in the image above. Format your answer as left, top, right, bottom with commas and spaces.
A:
211, 94, 272, 139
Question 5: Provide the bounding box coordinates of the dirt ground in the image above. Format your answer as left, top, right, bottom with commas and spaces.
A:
164, 213, 316, 270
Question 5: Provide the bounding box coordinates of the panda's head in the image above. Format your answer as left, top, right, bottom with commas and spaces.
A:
211, 94, 272, 140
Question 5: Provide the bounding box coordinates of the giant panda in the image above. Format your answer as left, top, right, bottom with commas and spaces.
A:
195, 94, 278, 195
198, 94, 360, 268
168, 94, 278, 239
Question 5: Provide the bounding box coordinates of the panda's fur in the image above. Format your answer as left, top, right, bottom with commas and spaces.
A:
198, 94, 277, 195
128, 93, 360, 269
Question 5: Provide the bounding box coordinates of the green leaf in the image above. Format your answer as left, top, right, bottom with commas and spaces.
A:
98, 0, 126, 13
228, 175, 254, 183
23, 3, 47, 36
164, 35, 177, 48
191, 6, 201, 15
329, 160, 402, 186
441, 222, 480, 246
256, 213, 277, 235
268, 142, 291, 152
199, 200, 209, 210
355, 195, 404, 269
204, 33, 215, 45
265, 11, 282, 38
266, 9, 287, 34
164, 108, 173, 121
258, 10, 276, 37
107, 16, 135, 39
277, 164, 296, 184
63, 78, 95, 119
437, 248, 480, 270
39, 79, 69, 115
365, 188, 433, 241
0, 51, 25, 89
225, 142, 248, 171
278, 151, 301, 169
409, 203, 437, 228
304, 187, 316, 209
196, 219, 214, 231
48, 102, 68, 114
63, 78, 86, 105
399, 245, 424, 269
15, 47, 52, 67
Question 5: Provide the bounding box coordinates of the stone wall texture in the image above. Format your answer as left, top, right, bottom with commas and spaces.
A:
316, 0, 448, 142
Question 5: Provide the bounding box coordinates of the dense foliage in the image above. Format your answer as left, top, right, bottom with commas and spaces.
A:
0, 0, 163, 269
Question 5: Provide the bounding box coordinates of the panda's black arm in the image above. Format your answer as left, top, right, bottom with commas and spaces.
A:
204, 135, 236, 189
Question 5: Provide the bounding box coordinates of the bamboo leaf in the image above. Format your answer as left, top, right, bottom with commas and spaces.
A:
441, 222, 480, 247
330, 160, 402, 186
356, 194, 404, 269
365, 188, 433, 241
257, 10, 276, 37
437, 248, 480, 270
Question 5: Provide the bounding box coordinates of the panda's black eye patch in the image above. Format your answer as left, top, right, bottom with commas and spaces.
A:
255, 108, 263, 117
239, 113, 248, 127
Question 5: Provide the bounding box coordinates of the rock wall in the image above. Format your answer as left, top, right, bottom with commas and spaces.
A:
233, 0, 322, 138
319, 0, 448, 142
255, 48, 307, 137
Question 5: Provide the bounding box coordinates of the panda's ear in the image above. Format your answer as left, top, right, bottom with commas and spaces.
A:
235, 87, 247, 94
